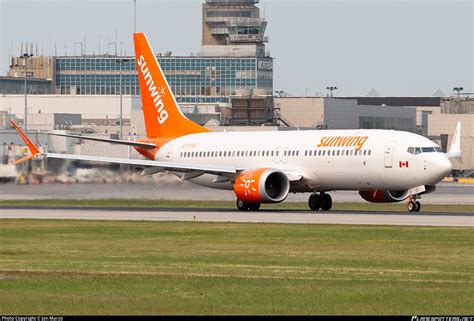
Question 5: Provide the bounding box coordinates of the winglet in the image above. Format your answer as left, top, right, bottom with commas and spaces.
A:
446, 121, 462, 159
10, 120, 41, 164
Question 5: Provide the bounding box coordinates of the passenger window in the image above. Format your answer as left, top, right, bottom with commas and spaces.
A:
368, 150, 371, 156
363, 150, 367, 156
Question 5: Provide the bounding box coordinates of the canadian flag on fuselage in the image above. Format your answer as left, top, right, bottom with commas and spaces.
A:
399, 161, 409, 168
133, 33, 209, 138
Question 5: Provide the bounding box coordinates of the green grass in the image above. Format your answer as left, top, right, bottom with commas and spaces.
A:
0, 198, 472, 212
0, 220, 472, 315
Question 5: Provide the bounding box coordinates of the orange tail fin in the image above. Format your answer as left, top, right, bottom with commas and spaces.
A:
133, 32, 209, 138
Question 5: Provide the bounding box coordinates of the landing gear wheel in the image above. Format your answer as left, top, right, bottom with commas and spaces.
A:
236, 198, 250, 211
414, 201, 421, 212
321, 194, 333, 211
407, 201, 416, 212
308, 194, 322, 211
249, 203, 261, 211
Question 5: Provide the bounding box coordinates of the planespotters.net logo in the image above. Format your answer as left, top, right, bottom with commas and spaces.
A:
412, 317, 474, 321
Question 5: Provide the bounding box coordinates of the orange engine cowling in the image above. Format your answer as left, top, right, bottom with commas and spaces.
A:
359, 190, 410, 203
234, 168, 290, 203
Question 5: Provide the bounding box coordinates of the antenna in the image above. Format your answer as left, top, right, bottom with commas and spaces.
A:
134, 0, 137, 33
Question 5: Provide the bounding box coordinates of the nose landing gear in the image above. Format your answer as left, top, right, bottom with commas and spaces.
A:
309, 193, 332, 211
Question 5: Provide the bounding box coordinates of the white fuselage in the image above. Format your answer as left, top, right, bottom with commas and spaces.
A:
155, 129, 452, 193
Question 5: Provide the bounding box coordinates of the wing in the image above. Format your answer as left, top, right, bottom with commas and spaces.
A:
48, 132, 156, 149
44, 152, 237, 175
11, 120, 236, 177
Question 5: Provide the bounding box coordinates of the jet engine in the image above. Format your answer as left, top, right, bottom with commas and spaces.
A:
359, 190, 410, 203
234, 168, 290, 203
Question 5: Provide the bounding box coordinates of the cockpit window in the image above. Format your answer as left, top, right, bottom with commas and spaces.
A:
408, 146, 442, 154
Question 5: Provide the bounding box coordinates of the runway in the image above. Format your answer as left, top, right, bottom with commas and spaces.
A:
1, 207, 472, 227
1, 181, 473, 204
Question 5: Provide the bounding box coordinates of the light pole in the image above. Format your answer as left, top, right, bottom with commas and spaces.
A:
274, 90, 284, 97
116, 58, 130, 140
326, 86, 338, 98
22, 53, 33, 133
453, 87, 464, 98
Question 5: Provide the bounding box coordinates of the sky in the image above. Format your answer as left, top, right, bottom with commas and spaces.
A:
0, 0, 472, 96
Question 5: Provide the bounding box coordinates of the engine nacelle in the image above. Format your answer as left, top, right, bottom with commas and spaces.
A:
234, 168, 290, 203
359, 190, 410, 203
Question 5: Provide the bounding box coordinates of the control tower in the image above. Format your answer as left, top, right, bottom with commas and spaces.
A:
202, 0, 268, 57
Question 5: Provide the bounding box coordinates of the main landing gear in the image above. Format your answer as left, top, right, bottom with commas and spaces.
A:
236, 198, 261, 211
308, 193, 333, 211
407, 199, 421, 213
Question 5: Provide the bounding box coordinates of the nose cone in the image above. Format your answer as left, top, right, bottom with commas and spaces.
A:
428, 155, 452, 184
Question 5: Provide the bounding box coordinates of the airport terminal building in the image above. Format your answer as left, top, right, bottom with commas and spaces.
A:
3, 0, 274, 125
0, 0, 472, 172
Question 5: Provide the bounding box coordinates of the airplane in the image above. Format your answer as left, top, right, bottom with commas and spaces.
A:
11, 32, 462, 213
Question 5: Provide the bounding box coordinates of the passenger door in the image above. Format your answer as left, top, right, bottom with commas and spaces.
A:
384, 141, 396, 168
